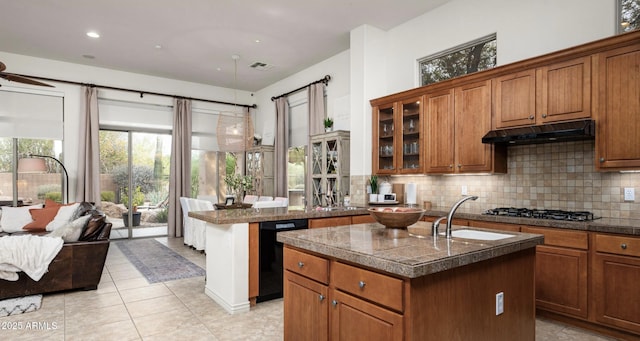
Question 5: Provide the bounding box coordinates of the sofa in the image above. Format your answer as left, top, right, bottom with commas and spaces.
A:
0, 202, 112, 300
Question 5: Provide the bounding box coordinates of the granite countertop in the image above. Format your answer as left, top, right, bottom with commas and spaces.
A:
188, 206, 370, 224
277, 221, 544, 279
423, 207, 640, 236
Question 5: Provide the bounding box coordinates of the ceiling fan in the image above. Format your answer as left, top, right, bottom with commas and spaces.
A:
0, 61, 54, 87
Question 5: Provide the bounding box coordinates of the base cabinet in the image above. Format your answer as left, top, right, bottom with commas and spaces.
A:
330, 290, 403, 341
592, 234, 640, 334
284, 271, 328, 341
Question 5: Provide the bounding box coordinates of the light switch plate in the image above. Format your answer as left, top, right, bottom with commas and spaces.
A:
624, 187, 635, 201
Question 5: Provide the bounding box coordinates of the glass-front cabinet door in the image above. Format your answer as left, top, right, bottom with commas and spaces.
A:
372, 97, 423, 174
400, 98, 423, 173
373, 103, 396, 174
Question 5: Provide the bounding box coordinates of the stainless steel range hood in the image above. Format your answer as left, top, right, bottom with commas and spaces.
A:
481, 119, 595, 145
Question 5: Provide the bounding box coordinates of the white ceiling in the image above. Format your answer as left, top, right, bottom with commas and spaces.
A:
0, 0, 449, 92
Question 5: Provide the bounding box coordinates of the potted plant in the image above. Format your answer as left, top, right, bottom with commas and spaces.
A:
368, 175, 378, 203
324, 117, 334, 132
121, 186, 144, 226
224, 173, 254, 205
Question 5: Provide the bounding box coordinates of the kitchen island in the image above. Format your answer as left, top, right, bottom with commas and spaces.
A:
188, 206, 370, 314
277, 222, 544, 340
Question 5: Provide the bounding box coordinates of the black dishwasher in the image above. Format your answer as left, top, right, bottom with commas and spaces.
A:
257, 219, 308, 302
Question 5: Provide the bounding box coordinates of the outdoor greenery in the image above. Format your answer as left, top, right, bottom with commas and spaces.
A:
620, 0, 640, 33
155, 207, 169, 223
37, 184, 61, 200
420, 36, 497, 86
121, 186, 145, 209
146, 189, 168, 206
45, 192, 62, 203
0, 138, 56, 172
101, 191, 115, 202
112, 164, 155, 195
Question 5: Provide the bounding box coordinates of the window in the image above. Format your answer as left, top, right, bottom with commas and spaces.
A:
619, 0, 640, 33
419, 34, 497, 86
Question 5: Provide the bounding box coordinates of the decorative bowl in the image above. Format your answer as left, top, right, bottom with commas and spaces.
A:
367, 207, 425, 229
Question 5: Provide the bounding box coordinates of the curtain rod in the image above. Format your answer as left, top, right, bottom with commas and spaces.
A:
7, 73, 257, 109
271, 75, 331, 101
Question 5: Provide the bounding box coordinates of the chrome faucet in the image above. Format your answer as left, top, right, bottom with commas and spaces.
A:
432, 195, 478, 239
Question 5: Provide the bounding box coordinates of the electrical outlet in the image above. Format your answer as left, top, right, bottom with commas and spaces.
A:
496, 292, 504, 315
461, 185, 468, 195
624, 187, 635, 201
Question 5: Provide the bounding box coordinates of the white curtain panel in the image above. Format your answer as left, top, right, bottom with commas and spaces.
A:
168, 98, 192, 237
76, 86, 101, 206
274, 97, 289, 197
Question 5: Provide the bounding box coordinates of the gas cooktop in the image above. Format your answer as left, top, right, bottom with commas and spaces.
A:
483, 207, 598, 222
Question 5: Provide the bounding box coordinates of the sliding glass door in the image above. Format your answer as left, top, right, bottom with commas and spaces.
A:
100, 130, 171, 239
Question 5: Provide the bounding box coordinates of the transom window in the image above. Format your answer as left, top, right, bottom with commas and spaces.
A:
419, 34, 497, 86
619, 0, 640, 33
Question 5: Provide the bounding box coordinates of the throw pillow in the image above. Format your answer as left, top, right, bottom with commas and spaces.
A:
48, 215, 91, 242
78, 212, 106, 241
46, 202, 80, 231
44, 198, 63, 208
23, 206, 61, 231
0, 205, 44, 233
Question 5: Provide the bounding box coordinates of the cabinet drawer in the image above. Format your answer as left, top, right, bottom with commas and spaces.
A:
521, 226, 588, 250
331, 261, 403, 312
309, 216, 352, 228
284, 247, 329, 284
594, 234, 640, 257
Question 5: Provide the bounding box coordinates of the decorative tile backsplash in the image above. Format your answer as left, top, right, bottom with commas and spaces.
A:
352, 141, 640, 219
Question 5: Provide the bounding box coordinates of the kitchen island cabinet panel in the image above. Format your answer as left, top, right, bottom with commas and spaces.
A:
284, 271, 328, 341
330, 289, 403, 341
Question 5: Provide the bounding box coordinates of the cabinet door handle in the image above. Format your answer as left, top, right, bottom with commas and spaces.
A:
457, 164, 461, 168
319, 294, 325, 302
529, 115, 535, 120
358, 281, 366, 289
542, 113, 547, 118
449, 164, 453, 168
621, 243, 628, 250
332, 300, 338, 307
298, 261, 304, 268
599, 157, 605, 163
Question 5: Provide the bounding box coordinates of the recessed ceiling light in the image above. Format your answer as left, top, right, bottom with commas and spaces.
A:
255, 39, 261, 43
216, 67, 222, 71
86, 31, 100, 38
154, 44, 162, 49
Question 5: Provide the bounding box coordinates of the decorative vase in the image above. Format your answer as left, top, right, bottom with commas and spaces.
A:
325, 126, 333, 132
236, 191, 244, 206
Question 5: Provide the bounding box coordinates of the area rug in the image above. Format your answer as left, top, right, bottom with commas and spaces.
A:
0, 294, 42, 317
115, 239, 205, 284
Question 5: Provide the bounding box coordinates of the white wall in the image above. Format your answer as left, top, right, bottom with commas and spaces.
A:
253, 50, 350, 145
0, 51, 254, 201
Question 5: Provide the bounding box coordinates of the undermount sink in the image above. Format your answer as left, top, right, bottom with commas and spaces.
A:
315, 206, 364, 212
444, 229, 515, 241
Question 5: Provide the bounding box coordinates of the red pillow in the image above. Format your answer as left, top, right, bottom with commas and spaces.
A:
23, 206, 61, 231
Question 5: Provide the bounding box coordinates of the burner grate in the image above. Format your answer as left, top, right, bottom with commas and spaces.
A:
483, 207, 596, 221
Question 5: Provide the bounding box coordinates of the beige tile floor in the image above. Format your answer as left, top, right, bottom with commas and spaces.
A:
0, 237, 618, 340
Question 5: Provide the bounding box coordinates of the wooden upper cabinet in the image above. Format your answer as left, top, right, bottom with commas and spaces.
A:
425, 80, 505, 174
493, 56, 592, 129
492, 69, 536, 128
595, 43, 640, 170
455, 80, 504, 173
372, 97, 423, 175
537, 56, 591, 124
424, 89, 455, 173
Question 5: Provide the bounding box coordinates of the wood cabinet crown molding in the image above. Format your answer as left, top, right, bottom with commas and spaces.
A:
370, 30, 640, 107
